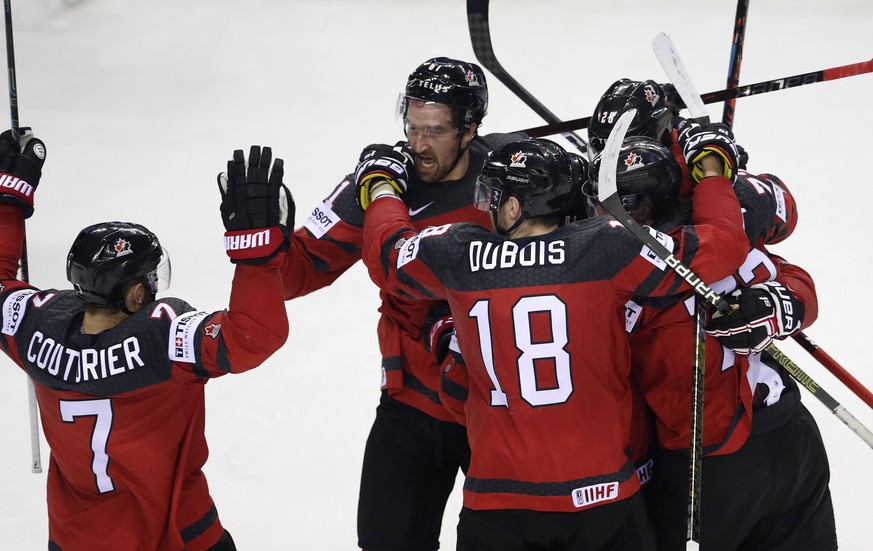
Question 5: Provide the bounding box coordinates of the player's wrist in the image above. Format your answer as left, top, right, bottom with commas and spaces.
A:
369, 180, 400, 202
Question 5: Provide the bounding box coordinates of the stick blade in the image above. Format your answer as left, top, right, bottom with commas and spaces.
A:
597, 109, 637, 203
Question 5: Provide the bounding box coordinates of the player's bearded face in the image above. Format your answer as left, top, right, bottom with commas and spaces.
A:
404, 100, 473, 183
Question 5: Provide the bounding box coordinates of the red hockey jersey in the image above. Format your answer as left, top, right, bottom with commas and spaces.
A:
362, 175, 748, 512
280, 133, 521, 421
0, 205, 288, 551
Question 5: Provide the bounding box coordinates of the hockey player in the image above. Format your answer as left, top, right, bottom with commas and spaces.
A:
278, 57, 522, 551
358, 135, 749, 550
583, 111, 836, 549
0, 134, 293, 551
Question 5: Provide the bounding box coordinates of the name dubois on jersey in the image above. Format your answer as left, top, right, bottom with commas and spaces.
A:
27, 331, 145, 383
470, 239, 565, 272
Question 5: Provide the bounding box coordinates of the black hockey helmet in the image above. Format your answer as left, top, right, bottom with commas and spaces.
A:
588, 79, 673, 155
400, 57, 488, 130
474, 138, 576, 229
562, 151, 592, 224
67, 221, 171, 307
586, 136, 682, 213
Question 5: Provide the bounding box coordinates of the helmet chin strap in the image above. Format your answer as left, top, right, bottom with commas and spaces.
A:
491, 207, 526, 236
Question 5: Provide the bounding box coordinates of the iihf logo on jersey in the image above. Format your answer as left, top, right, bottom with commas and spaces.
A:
510, 151, 527, 168
643, 84, 660, 107
112, 238, 133, 257
203, 323, 221, 339
623, 152, 644, 171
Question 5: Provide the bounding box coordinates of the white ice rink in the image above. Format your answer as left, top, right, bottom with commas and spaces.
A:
1, 0, 871, 548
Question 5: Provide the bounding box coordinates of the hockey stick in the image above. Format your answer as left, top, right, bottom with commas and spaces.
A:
519, 57, 873, 138
650, 32, 713, 548
599, 109, 705, 549
713, 18, 873, 416
660, 25, 873, 415
791, 333, 873, 410
465, 0, 588, 154
5, 0, 42, 474
722, 0, 750, 127
652, 33, 873, 449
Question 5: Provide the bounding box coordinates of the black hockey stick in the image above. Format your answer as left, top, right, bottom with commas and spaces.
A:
653, 32, 873, 450
651, 32, 714, 548
722, 0, 750, 127
598, 109, 708, 549
5, 0, 41, 474
465, 0, 588, 154
519, 57, 873, 138
600, 110, 873, 551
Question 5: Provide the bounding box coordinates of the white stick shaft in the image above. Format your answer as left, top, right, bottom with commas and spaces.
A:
27, 378, 42, 473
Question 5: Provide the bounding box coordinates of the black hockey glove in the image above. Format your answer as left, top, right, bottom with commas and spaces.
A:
707, 281, 805, 355
218, 145, 295, 264
424, 302, 454, 365
676, 119, 740, 184
354, 141, 413, 210
0, 128, 47, 218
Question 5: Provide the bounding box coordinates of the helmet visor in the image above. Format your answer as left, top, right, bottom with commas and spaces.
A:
474, 175, 504, 212
146, 248, 172, 295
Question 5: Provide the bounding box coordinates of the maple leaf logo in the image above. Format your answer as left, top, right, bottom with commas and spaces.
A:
624, 152, 644, 171
465, 69, 481, 87
113, 238, 132, 257
510, 151, 527, 168
644, 85, 659, 107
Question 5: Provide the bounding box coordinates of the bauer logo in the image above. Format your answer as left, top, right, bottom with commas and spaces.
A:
572, 481, 619, 508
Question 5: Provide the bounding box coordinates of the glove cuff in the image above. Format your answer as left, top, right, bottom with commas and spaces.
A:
0, 171, 36, 218
224, 227, 287, 263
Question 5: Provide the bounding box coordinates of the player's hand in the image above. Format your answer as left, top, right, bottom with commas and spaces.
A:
707, 281, 805, 355
677, 119, 739, 184
218, 145, 295, 264
0, 128, 47, 218
354, 141, 413, 210
424, 303, 454, 365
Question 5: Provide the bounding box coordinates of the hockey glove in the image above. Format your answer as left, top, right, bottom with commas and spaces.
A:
0, 128, 47, 219
707, 281, 805, 355
218, 145, 295, 264
424, 302, 454, 365
677, 119, 740, 184
354, 141, 413, 210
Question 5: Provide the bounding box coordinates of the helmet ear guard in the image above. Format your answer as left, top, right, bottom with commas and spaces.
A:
66, 221, 170, 307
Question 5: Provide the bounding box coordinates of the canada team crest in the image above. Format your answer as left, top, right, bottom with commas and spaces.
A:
113, 238, 133, 257
465, 69, 482, 87
643, 84, 660, 107
510, 151, 527, 168
624, 152, 644, 171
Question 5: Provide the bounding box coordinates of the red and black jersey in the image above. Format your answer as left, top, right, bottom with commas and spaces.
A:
282, 133, 523, 421
0, 206, 288, 551
362, 175, 748, 512
627, 249, 816, 456
626, 173, 811, 456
